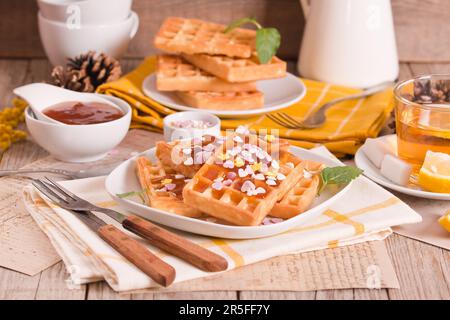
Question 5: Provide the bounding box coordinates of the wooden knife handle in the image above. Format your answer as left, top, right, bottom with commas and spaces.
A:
123, 215, 228, 272
98, 224, 175, 287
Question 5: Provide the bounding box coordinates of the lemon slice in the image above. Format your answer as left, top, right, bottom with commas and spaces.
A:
418, 151, 450, 193
439, 211, 450, 233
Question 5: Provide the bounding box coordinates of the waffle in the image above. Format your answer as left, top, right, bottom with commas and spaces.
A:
156, 133, 290, 179
182, 133, 306, 226
176, 90, 264, 110
270, 160, 325, 219
182, 53, 287, 82
156, 55, 257, 92
156, 135, 224, 178
135, 156, 202, 218
154, 17, 255, 58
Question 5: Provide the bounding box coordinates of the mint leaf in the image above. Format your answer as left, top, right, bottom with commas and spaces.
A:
224, 17, 281, 64
319, 166, 363, 194
224, 17, 261, 33
256, 28, 280, 64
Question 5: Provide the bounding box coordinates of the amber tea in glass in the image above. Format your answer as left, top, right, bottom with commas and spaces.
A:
394, 75, 450, 170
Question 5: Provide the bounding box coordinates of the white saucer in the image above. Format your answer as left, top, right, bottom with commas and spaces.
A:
142, 73, 306, 118
355, 135, 450, 200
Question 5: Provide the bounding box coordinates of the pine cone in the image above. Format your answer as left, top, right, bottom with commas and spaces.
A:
50, 51, 122, 93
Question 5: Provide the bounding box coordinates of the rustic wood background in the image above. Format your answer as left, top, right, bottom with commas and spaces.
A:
1, 0, 449, 62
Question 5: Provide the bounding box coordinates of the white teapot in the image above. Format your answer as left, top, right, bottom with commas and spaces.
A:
298, 0, 399, 88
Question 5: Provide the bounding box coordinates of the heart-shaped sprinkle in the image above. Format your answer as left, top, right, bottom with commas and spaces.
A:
251, 162, 262, 172
238, 168, 248, 178
270, 217, 284, 224
271, 160, 280, 169
266, 179, 277, 186
165, 183, 176, 191
233, 136, 244, 143
162, 178, 172, 184
183, 157, 194, 165
255, 187, 266, 194
226, 172, 237, 180
245, 165, 254, 175
184, 179, 192, 183
174, 174, 185, 179
241, 180, 255, 193
253, 173, 265, 180
234, 157, 245, 168
212, 181, 223, 190
236, 126, 250, 135
223, 160, 234, 169
223, 179, 233, 186
276, 173, 286, 180
286, 162, 295, 169
182, 148, 191, 155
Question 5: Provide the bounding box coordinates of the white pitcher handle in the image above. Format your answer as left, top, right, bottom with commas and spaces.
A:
300, 0, 310, 19
129, 12, 139, 39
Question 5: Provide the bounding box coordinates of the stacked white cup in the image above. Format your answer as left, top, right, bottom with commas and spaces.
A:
37, 0, 139, 66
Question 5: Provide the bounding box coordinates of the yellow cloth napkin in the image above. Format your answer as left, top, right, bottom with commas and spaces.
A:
22, 147, 421, 292
97, 56, 394, 156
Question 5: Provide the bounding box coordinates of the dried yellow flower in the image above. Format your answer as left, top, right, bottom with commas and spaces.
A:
0, 98, 27, 152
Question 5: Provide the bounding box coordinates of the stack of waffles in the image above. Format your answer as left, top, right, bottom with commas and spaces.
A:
153, 17, 287, 110
136, 128, 326, 226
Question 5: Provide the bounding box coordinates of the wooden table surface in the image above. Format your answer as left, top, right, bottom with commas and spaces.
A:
0, 58, 449, 300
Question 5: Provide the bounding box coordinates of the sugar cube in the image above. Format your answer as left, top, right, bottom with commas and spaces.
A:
363, 138, 397, 168
380, 154, 413, 186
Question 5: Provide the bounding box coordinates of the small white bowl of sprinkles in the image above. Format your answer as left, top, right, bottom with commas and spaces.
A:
163, 111, 221, 142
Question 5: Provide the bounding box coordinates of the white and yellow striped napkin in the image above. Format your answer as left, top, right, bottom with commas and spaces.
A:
22, 147, 422, 292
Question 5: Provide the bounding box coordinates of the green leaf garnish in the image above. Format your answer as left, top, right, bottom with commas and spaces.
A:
116, 190, 146, 204
224, 17, 261, 33
256, 28, 280, 64
224, 17, 280, 64
318, 166, 363, 194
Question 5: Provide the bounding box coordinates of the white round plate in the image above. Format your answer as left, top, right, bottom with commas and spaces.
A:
355, 135, 450, 200
142, 73, 306, 118
105, 146, 354, 239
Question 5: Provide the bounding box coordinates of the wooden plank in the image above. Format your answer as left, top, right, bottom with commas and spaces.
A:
385, 234, 450, 300
35, 262, 87, 300
315, 289, 354, 300
239, 291, 315, 300
151, 291, 237, 300
1, 0, 449, 62
0, 268, 40, 300
87, 282, 131, 300
353, 288, 389, 300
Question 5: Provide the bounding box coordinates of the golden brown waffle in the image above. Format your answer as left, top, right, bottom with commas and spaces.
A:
135, 156, 202, 218
270, 160, 325, 219
156, 133, 290, 179
156, 135, 223, 178
154, 17, 256, 58
156, 55, 257, 92
182, 53, 287, 82
176, 90, 264, 110
182, 133, 306, 226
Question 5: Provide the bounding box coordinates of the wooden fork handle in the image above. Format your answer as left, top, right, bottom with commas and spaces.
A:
98, 224, 175, 287
123, 215, 228, 272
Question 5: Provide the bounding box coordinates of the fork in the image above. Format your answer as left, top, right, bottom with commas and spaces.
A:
33, 177, 228, 273
267, 81, 394, 129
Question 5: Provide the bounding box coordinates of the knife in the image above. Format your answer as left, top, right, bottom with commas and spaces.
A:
35, 177, 229, 273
